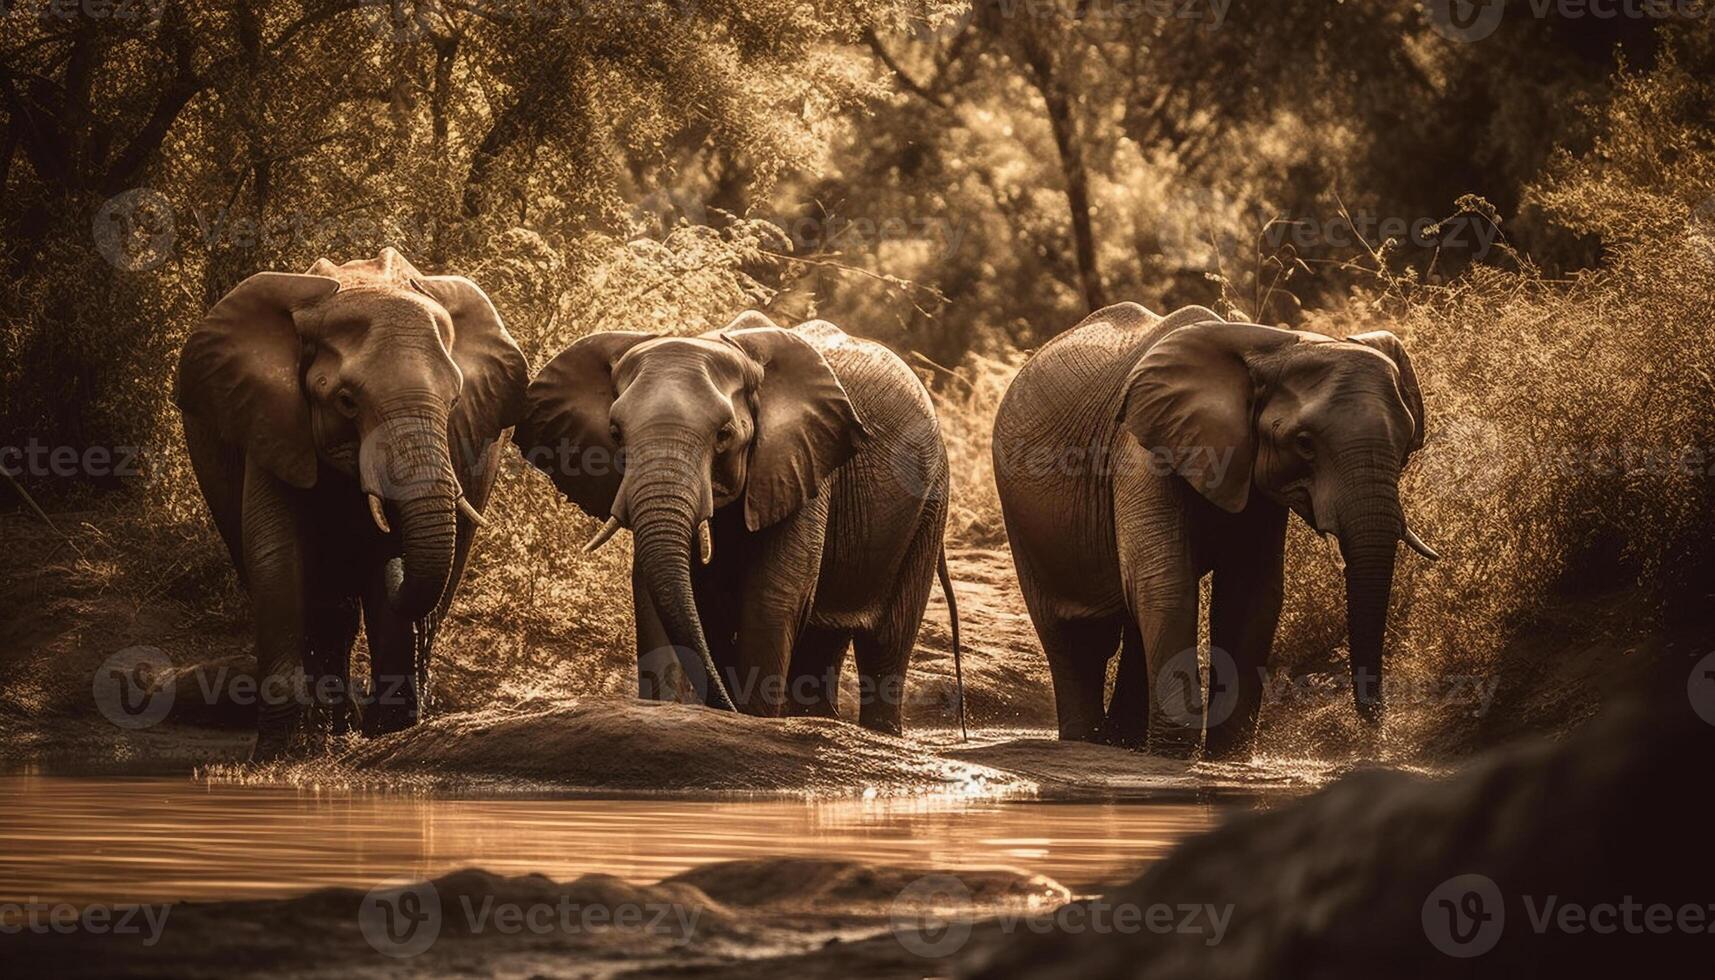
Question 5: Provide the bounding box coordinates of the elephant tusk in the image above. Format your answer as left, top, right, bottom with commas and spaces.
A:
368, 494, 392, 535
456, 496, 488, 529
585, 516, 623, 554
1403, 524, 1441, 561
1323, 533, 1345, 572
698, 520, 714, 566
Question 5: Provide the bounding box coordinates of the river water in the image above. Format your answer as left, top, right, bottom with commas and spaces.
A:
0, 774, 1222, 905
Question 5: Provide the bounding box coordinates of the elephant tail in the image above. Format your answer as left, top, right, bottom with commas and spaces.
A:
938, 546, 967, 741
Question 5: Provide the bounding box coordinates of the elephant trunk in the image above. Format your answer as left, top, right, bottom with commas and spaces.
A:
366, 408, 461, 621
1333, 462, 1405, 726
622, 428, 735, 711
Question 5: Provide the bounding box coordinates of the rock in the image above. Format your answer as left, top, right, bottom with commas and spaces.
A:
964, 679, 1715, 978
323, 697, 1030, 796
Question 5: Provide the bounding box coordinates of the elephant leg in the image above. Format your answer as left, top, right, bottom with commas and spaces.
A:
303, 595, 361, 738
633, 561, 738, 704
1135, 587, 1202, 759
852, 624, 912, 736
851, 514, 941, 734
733, 499, 827, 716
1039, 617, 1121, 742
632, 569, 680, 701
1205, 507, 1288, 760
240, 459, 307, 762
1101, 624, 1149, 748
787, 626, 850, 719
361, 558, 418, 736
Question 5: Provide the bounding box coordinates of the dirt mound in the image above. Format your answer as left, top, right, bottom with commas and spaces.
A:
234, 697, 1034, 797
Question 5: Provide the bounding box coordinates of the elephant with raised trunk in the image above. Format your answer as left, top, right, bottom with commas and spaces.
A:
994, 304, 1436, 757
176, 248, 529, 760
516, 313, 961, 735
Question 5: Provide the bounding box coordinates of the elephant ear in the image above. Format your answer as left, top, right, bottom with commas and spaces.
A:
410, 275, 530, 492
1346, 330, 1425, 455
515, 331, 655, 519
175, 272, 341, 489
1119, 318, 1302, 513
723, 326, 869, 532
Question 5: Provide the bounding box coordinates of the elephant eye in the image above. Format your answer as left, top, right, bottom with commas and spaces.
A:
608, 422, 623, 445
334, 388, 359, 419
716, 421, 737, 449
1294, 430, 1316, 459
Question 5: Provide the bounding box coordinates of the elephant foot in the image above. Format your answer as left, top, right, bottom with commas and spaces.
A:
363, 707, 418, 737
1201, 737, 1254, 762
361, 674, 420, 736
1096, 729, 1149, 751
1143, 733, 1201, 760
1202, 721, 1259, 761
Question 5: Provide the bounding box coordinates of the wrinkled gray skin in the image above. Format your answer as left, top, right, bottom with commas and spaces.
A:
517, 314, 953, 734
176, 249, 528, 760
994, 304, 1432, 758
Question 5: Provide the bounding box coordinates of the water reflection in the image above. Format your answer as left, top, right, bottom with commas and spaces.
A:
0, 775, 1219, 904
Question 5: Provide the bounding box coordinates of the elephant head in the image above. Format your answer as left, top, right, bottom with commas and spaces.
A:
1120, 315, 1434, 723
515, 312, 868, 709
176, 248, 528, 620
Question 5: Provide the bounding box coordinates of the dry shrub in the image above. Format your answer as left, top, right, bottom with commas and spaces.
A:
921, 345, 1026, 548
1254, 35, 1715, 755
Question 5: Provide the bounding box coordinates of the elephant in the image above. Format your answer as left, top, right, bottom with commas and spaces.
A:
175, 247, 529, 760
514, 312, 961, 735
993, 304, 1436, 758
